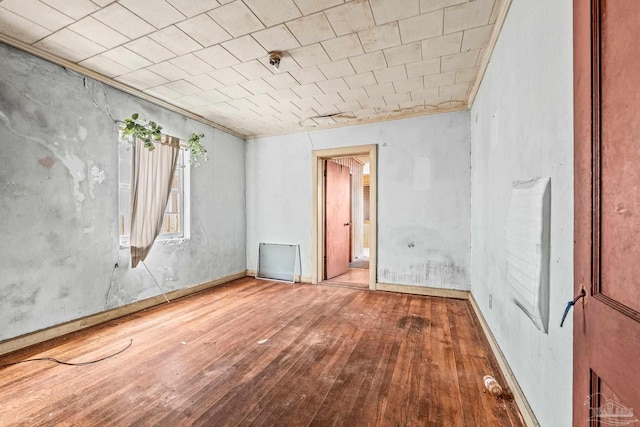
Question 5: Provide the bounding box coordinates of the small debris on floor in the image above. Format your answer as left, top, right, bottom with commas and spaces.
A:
257, 339, 269, 344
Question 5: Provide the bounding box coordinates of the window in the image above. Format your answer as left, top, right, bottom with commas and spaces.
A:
118, 136, 190, 247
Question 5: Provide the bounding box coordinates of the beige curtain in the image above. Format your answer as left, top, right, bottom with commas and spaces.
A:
130, 135, 180, 268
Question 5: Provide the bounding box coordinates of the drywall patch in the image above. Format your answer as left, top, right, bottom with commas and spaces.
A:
88, 161, 105, 198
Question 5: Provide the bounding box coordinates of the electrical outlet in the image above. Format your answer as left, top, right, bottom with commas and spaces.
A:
488, 294, 493, 309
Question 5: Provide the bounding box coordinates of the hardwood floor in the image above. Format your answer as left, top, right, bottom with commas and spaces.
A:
0, 278, 524, 426
323, 268, 370, 289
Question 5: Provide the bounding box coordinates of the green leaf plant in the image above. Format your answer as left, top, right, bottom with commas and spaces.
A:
121, 113, 208, 167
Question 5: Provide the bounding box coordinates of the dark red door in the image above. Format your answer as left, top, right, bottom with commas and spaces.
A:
325, 160, 350, 279
574, 0, 640, 425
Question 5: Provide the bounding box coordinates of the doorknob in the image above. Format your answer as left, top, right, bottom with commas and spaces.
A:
560, 288, 586, 327
343, 222, 351, 226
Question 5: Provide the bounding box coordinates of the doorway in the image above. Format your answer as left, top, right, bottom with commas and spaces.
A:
312, 145, 377, 290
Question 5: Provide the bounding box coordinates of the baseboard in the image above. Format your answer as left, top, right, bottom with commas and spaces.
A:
246, 269, 312, 283
469, 293, 540, 427
0, 271, 247, 357
375, 282, 470, 300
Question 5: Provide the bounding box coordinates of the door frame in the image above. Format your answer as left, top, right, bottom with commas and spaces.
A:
312, 144, 377, 289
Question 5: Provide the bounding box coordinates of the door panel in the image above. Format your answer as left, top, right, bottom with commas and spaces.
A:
574, 0, 640, 425
325, 160, 350, 279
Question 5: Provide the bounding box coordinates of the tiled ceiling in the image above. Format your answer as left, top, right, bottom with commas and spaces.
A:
0, 0, 508, 138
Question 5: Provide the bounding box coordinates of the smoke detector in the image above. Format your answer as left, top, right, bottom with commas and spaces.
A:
268, 51, 282, 71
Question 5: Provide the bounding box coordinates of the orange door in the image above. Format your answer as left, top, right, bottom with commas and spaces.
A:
574, 0, 640, 425
325, 160, 350, 279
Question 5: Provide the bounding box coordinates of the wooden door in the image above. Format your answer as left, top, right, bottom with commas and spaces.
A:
574, 1, 640, 425
325, 160, 350, 279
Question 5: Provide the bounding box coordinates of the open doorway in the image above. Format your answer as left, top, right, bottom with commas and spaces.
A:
311, 145, 377, 290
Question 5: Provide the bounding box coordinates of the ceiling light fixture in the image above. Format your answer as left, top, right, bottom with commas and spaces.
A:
268, 51, 282, 71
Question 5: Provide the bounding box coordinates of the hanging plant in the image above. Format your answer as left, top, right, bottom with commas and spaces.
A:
121, 113, 162, 151
187, 132, 208, 166
120, 114, 208, 166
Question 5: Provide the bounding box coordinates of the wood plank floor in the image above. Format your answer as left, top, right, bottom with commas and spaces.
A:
323, 268, 369, 289
0, 278, 524, 426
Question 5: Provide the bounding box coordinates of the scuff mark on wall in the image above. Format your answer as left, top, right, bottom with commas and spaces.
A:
87, 161, 105, 198
379, 261, 467, 289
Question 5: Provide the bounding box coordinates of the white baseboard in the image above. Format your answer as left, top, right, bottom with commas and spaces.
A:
469, 294, 540, 427
246, 270, 312, 283
0, 271, 247, 357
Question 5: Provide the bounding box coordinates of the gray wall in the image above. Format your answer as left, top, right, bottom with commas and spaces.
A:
469, 1, 574, 425
246, 111, 470, 289
0, 43, 246, 341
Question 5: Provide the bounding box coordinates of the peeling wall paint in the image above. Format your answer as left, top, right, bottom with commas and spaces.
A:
246, 111, 470, 289
0, 43, 246, 341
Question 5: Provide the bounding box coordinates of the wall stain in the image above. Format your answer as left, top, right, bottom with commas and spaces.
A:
380, 261, 467, 288
38, 156, 55, 169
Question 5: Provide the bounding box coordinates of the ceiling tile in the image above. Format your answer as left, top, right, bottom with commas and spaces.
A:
398, 10, 443, 44
149, 26, 203, 56
456, 67, 478, 83
489, 0, 500, 24
443, 0, 494, 34
1, 0, 73, 31
406, 57, 440, 78
393, 77, 423, 93
233, 60, 273, 80
252, 24, 301, 52
243, 0, 301, 27
461, 25, 492, 51
240, 79, 276, 95
177, 14, 231, 47
334, 100, 361, 112
384, 92, 411, 105
116, 68, 168, 90
147, 61, 191, 80
358, 22, 401, 53
90, 0, 117, 6
343, 72, 377, 89
286, 12, 335, 46
373, 64, 407, 83
289, 66, 327, 85
144, 85, 183, 100
359, 96, 386, 109
218, 84, 254, 99
194, 45, 240, 69
318, 59, 355, 80
421, 32, 462, 59
419, 0, 467, 13
169, 53, 215, 75
221, 35, 266, 62
412, 87, 440, 104
69, 16, 129, 49
423, 70, 456, 88
166, 0, 220, 17
79, 54, 132, 77
0, 8, 51, 43
164, 79, 202, 95
102, 46, 152, 69
263, 73, 299, 90
321, 34, 363, 61
175, 93, 212, 107
35, 29, 104, 61
441, 49, 479, 72
293, 0, 342, 15
439, 82, 470, 100
119, 0, 185, 29
316, 78, 349, 94
288, 43, 331, 68
248, 93, 278, 107
383, 42, 421, 67
364, 82, 395, 98
339, 88, 369, 102
208, 67, 248, 85
292, 83, 323, 98
92, 3, 156, 39
315, 92, 342, 106
185, 73, 224, 90
349, 51, 387, 74
208, 1, 264, 37
199, 89, 232, 103
41, 0, 99, 20
324, 0, 375, 36
125, 37, 175, 63
369, 0, 419, 25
